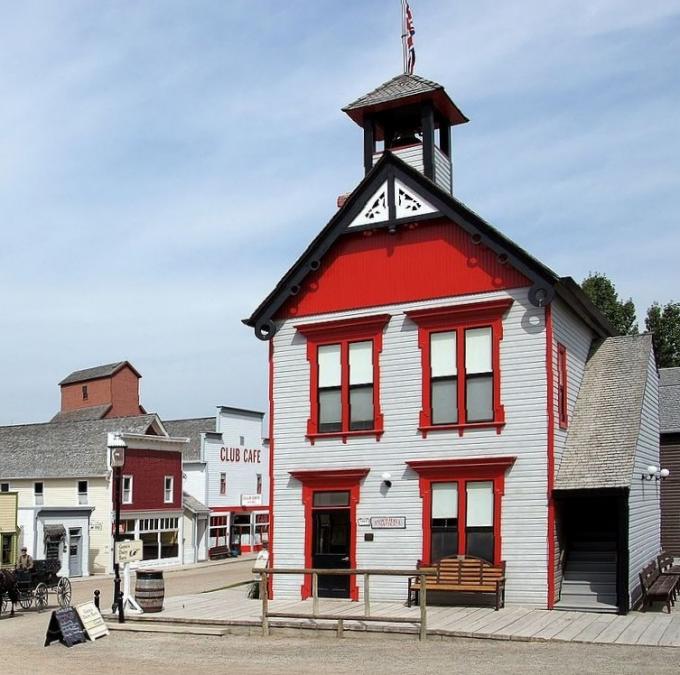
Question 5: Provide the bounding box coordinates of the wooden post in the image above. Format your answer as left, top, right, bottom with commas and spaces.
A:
337, 618, 344, 638
260, 572, 269, 637
312, 572, 319, 618
419, 574, 427, 641
364, 573, 370, 617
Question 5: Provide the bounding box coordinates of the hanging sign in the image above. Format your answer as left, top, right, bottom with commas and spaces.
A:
44, 607, 87, 648
370, 517, 406, 529
116, 539, 143, 564
76, 602, 109, 641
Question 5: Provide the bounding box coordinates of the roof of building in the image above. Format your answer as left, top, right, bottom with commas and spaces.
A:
59, 361, 141, 386
218, 406, 265, 419
342, 74, 469, 126
163, 417, 215, 462
660, 367, 680, 434
50, 404, 112, 424
183, 492, 210, 515
0, 414, 160, 480
244, 152, 614, 341
555, 334, 654, 490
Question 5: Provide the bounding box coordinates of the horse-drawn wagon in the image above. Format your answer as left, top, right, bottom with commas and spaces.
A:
0, 559, 72, 616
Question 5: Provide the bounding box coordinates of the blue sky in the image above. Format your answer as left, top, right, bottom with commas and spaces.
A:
0, 1, 678, 424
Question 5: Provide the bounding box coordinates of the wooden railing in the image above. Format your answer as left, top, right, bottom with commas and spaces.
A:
257, 567, 434, 640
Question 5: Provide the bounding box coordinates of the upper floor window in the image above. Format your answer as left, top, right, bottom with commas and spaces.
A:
407, 299, 512, 436
0, 482, 9, 493
297, 314, 390, 443
219, 473, 227, 496
78, 480, 88, 505
557, 343, 568, 429
256, 473, 262, 495
122, 475, 133, 504
239, 435, 245, 446
82, 385, 88, 400
34, 482, 44, 505
164, 476, 174, 504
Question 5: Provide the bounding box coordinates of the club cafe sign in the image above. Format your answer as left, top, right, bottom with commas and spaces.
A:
220, 446, 262, 464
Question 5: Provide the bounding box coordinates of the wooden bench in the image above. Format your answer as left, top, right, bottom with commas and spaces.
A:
408, 555, 506, 611
640, 560, 677, 612
208, 545, 232, 560
658, 552, 680, 599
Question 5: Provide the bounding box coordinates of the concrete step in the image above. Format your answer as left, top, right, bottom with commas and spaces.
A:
567, 552, 617, 563
563, 571, 616, 583
570, 541, 617, 551
554, 601, 619, 614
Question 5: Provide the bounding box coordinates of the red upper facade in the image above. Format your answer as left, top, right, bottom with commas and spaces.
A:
120, 447, 182, 513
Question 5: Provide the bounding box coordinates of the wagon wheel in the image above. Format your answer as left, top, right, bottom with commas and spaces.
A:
57, 577, 72, 608
18, 589, 33, 609
35, 583, 48, 611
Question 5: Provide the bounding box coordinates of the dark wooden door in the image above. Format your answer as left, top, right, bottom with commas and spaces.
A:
313, 509, 351, 598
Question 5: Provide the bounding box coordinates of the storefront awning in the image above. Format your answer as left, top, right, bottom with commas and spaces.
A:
44, 524, 66, 541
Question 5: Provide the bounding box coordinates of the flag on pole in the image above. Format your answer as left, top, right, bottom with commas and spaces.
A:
402, 0, 416, 75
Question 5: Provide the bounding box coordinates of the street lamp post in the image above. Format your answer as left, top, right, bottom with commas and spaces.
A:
108, 432, 127, 624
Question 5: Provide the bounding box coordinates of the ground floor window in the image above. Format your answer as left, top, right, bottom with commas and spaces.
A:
138, 517, 179, 560
255, 513, 269, 545
408, 456, 515, 566
209, 515, 229, 549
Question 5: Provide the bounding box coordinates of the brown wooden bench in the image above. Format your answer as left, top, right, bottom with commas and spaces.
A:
208, 545, 232, 560
640, 560, 677, 612
658, 552, 680, 599
408, 555, 506, 611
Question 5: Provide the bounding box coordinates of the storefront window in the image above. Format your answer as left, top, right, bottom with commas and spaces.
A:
1, 533, 15, 565
160, 531, 179, 559
139, 517, 179, 561
209, 515, 228, 549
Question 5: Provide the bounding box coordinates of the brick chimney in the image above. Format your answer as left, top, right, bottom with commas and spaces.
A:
56, 361, 145, 420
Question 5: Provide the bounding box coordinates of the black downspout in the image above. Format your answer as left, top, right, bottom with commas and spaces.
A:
363, 118, 374, 176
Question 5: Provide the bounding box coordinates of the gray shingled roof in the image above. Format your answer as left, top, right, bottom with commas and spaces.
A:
0, 414, 159, 480
164, 418, 215, 462
660, 367, 680, 434
343, 74, 444, 110
50, 404, 111, 424
183, 492, 210, 515
59, 361, 139, 386
555, 334, 654, 490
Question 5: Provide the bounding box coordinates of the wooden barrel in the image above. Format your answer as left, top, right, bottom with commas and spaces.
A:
134, 570, 165, 613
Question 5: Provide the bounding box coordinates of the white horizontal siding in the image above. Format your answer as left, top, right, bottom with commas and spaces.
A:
271, 288, 549, 605
434, 146, 452, 193
628, 350, 661, 607
552, 299, 594, 472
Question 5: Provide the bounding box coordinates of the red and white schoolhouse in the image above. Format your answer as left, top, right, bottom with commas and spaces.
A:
245, 74, 661, 612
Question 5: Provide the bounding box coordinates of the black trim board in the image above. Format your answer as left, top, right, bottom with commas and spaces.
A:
243, 152, 614, 340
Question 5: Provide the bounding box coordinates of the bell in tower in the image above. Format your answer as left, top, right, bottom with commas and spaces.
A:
342, 74, 468, 194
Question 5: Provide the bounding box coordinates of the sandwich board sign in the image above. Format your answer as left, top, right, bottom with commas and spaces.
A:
76, 602, 109, 641
44, 607, 86, 648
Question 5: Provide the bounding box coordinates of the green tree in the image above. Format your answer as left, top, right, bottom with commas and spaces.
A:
646, 301, 680, 368
581, 272, 638, 335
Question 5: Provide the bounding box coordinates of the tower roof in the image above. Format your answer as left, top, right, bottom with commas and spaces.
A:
342, 74, 469, 127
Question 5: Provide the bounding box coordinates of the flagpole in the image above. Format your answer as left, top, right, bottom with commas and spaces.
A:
401, 0, 407, 74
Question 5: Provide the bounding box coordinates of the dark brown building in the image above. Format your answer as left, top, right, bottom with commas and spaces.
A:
660, 368, 680, 556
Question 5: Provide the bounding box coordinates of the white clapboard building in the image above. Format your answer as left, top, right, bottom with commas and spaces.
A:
166, 406, 269, 560
244, 73, 661, 613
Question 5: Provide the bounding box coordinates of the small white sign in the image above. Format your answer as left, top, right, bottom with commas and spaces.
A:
241, 494, 263, 507
357, 517, 371, 527
76, 602, 109, 640
370, 516, 406, 529
116, 539, 143, 564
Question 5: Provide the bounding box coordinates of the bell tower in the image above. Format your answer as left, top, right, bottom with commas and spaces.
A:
342, 74, 468, 194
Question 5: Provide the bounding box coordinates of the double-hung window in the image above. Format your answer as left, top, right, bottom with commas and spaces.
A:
78, 480, 88, 505
408, 456, 515, 566
297, 314, 390, 442
164, 476, 174, 504
407, 299, 512, 435
122, 476, 133, 504
34, 482, 44, 506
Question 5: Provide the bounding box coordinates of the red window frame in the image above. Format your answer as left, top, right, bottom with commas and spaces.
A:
407, 456, 515, 566
290, 468, 369, 601
406, 299, 513, 437
557, 343, 568, 429
297, 314, 390, 444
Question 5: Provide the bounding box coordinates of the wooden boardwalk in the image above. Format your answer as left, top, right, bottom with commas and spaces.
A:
119, 587, 680, 647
